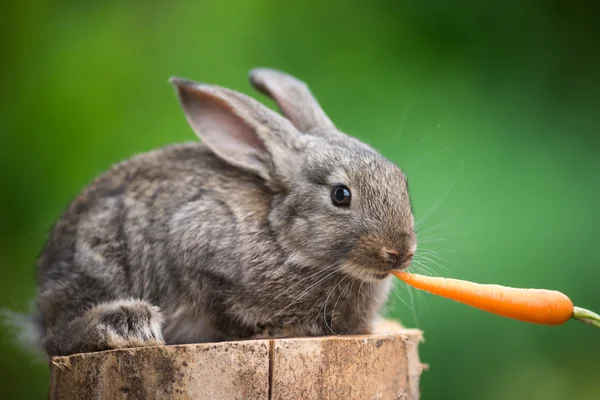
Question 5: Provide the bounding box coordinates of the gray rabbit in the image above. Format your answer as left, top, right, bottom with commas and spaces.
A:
13, 69, 416, 357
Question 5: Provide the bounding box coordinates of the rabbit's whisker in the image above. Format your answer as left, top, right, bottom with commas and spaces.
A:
406, 282, 419, 326
416, 213, 459, 236
417, 231, 472, 241
415, 254, 449, 274
411, 260, 439, 277
320, 274, 350, 334
392, 284, 413, 311
406, 145, 451, 171
331, 278, 355, 335
415, 182, 454, 229
265, 268, 340, 324
252, 265, 333, 317
416, 249, 444, 260
415, 160, 463, 230
418, 238, 450, 244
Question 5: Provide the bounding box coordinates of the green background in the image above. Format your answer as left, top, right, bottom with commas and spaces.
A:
2, 1, 599, 398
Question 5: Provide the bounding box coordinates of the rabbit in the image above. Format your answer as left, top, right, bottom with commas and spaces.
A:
11, 68, 416, 357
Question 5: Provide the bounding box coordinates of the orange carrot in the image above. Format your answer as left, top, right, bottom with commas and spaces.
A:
392, 271, 600, 328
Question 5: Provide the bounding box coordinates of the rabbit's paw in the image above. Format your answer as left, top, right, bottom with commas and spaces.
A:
92, 299, 164, 349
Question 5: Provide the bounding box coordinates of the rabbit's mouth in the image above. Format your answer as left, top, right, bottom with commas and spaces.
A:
340, 237, 415, 282
370, 270, 391, 280
340, 262, 396, 283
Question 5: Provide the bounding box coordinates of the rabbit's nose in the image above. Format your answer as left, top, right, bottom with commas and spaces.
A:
383, 249, 414, 269
384, 249, 399, 267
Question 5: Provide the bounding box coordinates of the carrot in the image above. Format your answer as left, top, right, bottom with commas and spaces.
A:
392, 271, 600, 328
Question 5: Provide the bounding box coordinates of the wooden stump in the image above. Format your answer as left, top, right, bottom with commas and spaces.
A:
49, 329, 424, 400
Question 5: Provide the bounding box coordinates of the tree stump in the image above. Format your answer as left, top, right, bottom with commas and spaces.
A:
49, 329, 424, 399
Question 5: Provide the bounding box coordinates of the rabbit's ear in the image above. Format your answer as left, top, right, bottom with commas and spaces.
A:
249, 68, 337, 136
170, 77, 301, 183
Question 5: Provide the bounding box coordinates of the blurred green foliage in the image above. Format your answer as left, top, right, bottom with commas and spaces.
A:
1, 1, 599, 398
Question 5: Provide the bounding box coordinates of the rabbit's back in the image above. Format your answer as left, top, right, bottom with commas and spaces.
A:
36, 142, 275, 337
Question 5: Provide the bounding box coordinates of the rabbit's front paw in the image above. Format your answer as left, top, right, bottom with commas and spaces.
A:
93, 299, 164, 350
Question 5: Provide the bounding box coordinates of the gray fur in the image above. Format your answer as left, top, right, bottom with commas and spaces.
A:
249, 68, 337, 135
15, 69, 416, 357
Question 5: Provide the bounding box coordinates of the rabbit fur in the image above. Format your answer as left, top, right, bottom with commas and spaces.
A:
14, 69, 417, 357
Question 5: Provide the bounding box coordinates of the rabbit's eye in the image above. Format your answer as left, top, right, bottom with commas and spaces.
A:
331, 185, 351, 207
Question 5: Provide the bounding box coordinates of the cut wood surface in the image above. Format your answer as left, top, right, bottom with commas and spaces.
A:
50, 329, 424, 400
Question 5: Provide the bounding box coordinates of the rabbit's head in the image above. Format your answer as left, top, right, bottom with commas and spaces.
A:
170, 69, 415, 283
